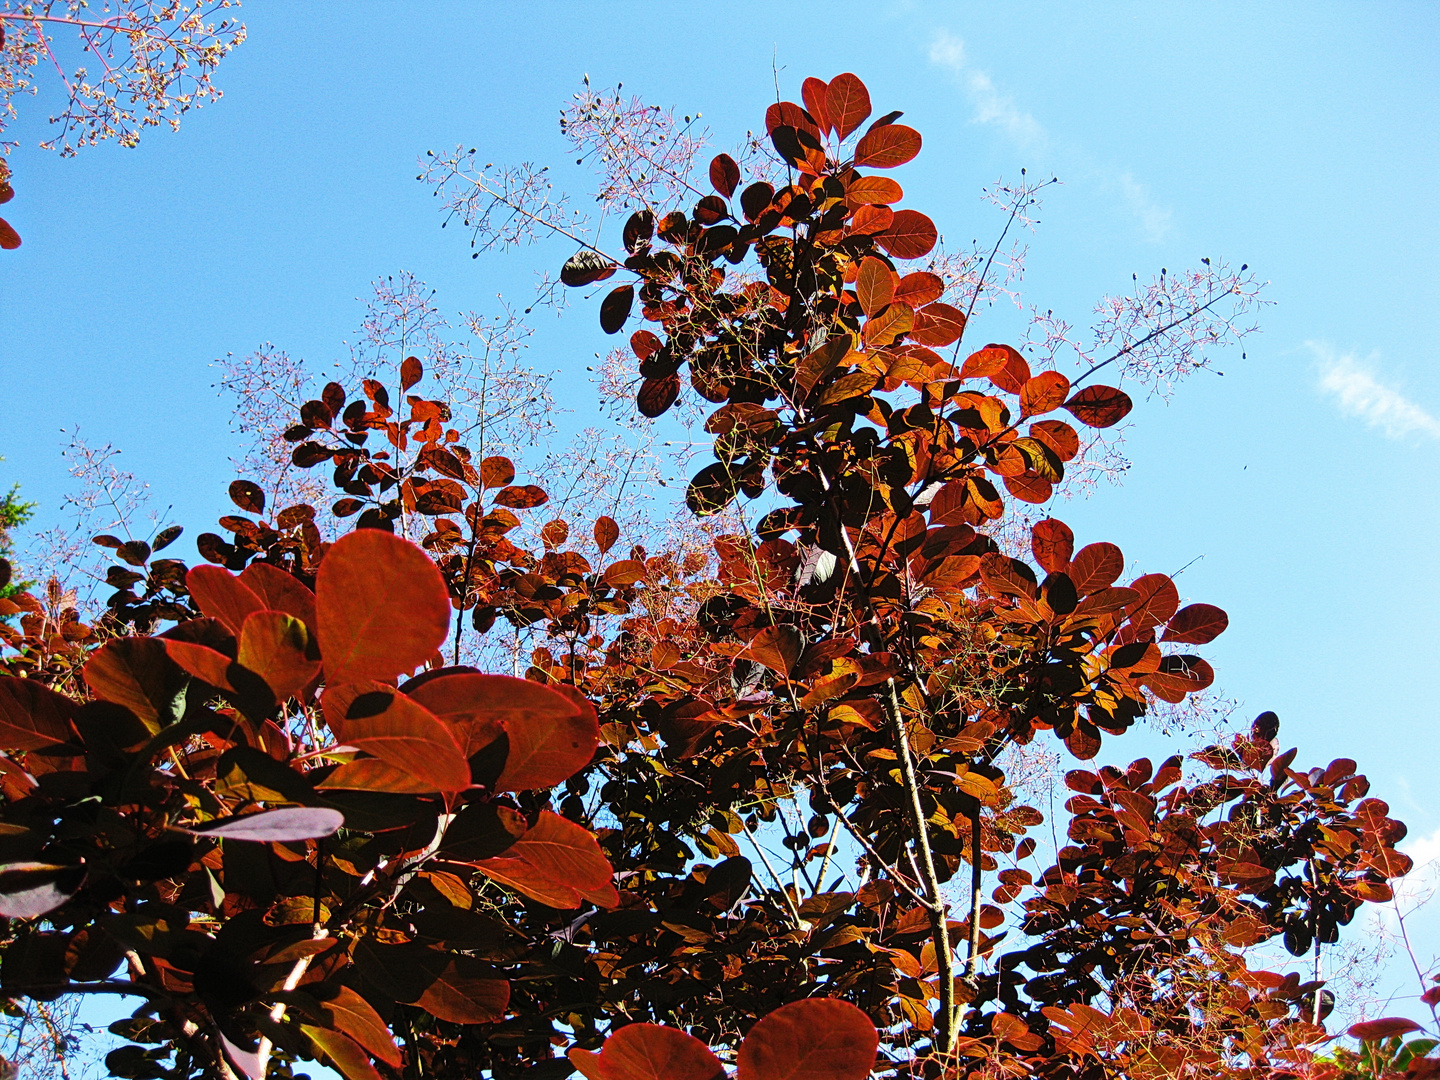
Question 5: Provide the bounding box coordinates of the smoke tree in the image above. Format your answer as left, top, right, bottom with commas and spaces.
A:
0, 69, 1431, 1080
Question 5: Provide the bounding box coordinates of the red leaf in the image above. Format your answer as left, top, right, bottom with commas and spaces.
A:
406, 672, 598, 789
1348, 1018, 1422, 1042
600, 284, 634, 335
316, 531, 450, 684
825, 73, 872, 139
1068, 543, 1124, 596
852, 124, 921, 169
1003, 473, 1052, 505
238, 562, 317, 634
400, 356, 423, 392
848, 204, 894, 237
1031, 518, 1074, 574
494, 484, 549, 509
187, 565, 266, 636
0, 217, 20, 250
908, 302, 966, 346
855, 257, 894, 317
82, 638, 177, 732
229, 479, 266, 514
1020, 370, 1071, 418
570, 1024, 724, 1080
1162, 603, 1229, 645
893, 272, 943, 307
630, 329, 662, 360
321, 683, 470, 792
1064, 384, 1133, 428
874, 209, 937, 259
594, 516, 620, 554
0, 677, 77, 750
1125, 574, 1180, 628
1029, 419, 1080, 462
473, 810, 617, 909
737, 998, 878, 1080
764, 101, 821, 140
414, 957, 510, 1024
709, 153, 740, 199
959, 346, 1008, 380
1139, 656, 1214, 702
638, 374, 680, 418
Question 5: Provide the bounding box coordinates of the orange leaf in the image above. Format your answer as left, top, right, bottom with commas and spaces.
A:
893, 271, 943, 307
1125, 574, 1180, 628
855, 257, 894, 317
570, 1024, 725, 1080
1029, 419, 1080, 462
315, 758, 436, 794
473, 810, 616, 909
82, 639, 179, 733
320, 683, 469, 793
494, 484, 549, 509
1020, 370, 1071, 418
801, 78, 831, 135
187, 565, 266, 636
825, 73, 871, 140
479, 456, 515, 489
413, 957, 510, 1024
874, 209, 937, 259
594, 516, 620, 554
1003, 473, 1052, 504
237, 610, 319, 702
853, 124, 921, 169
737, 998, 878, 1080
747, 625, 804, 678
407, 673, 598, 789
960, 346, 1010, 380
301, 1026, 383, 1080
845, 175, 902, 207
315, 530, 450, 684
1068, 543, 1124, 596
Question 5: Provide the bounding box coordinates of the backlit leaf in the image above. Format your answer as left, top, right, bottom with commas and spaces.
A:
826, 74, 872, 139
238, 562, 317, 633
570, 1024, 724, 1080
1349, 1018, 1422, 1042
709, 153, 740, 198
801, 78, 831, 135
874, 209, 937, 259
301, 1027, 383, 1080
893, 271, 942, 307
1125, 574, 1180, 628
1020, 370, 1071, 417
0, 218, 19, 250
479, 456, 515, 489
83, 639, 183, 733
1064, 384, 1133, 427
908, 302, 966, 346
1068, 543, 1125, 596
178, 807, 344, 842
493, 484, 549, 509
845, 175, 903, 207
320, 683, 469, 792
400, 355, 423, 391
237, 610, 319, 702
473, 810, 616, 909
320, 986, 401, 1068
594, 516, 619, 554
1031, 518, 1074, 574
187, 565, 266, 636
316, 530, 450, 684
853, 124, 921, 169
0, 677, 77, 750
1161, 603, 1229, 644
856, 257, 894, 317
737, 998, 878, 1080
747, 625, 803, 678
413, 957, 510, 1024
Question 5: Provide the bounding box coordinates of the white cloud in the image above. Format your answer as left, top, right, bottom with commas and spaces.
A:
1117, 171, 1173, 243
1313, 343, 1440, 441
928, 30, 1046, 150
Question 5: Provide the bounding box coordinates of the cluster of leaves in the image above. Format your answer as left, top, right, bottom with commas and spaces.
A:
0, 69, 1427, 1080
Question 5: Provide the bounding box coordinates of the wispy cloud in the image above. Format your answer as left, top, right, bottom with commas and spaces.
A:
1312, 343, 1440, 441
1117, 172, 1172, 244
927, 31, 1046, 150
926, 29, 1171, 242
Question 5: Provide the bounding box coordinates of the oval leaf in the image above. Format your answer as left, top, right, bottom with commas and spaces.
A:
413, 957, 510, 1025
1068, 543, 1125, 597
473, 810, 616, 909
0, 862, 86, 919
825, 73, 872, 140
737, 998, 878, 1080
600, 284, 635, 335
1064, 384, 1133, 428
1162, 603, 1229, 645
874, 209, 937, 259
852, 123, 921, 169
638, 374, 681, 418
572, 1024, 724, 1080
709, 153, 740, 199
1031, 518, 1074, 574
188, 565, 267, 637
316, 530, 450, 684
320, 683, 470, 792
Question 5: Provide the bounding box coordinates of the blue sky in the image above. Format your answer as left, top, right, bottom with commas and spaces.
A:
2, 0, 1439, 1030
